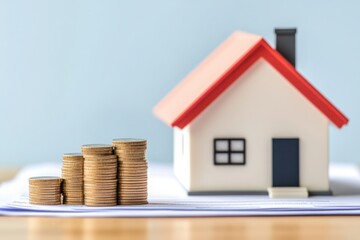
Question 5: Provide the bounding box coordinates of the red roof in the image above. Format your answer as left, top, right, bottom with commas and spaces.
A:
154, 32, 349, 129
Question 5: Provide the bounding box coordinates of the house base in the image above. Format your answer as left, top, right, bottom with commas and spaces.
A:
267, 187, 308, 198
187, 190, 333, 196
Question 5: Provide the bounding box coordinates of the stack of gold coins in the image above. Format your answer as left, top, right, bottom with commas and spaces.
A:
82, 144, 118, 207
61, 153, 84, 205
29, 177, 62, 205
112, 138, 148, 205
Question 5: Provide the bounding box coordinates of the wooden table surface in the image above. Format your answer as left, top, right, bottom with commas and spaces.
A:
1, 216, 360, 240
1, 169, 360, 239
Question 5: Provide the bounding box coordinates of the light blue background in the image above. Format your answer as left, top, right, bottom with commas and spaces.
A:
0, 0, 357, 166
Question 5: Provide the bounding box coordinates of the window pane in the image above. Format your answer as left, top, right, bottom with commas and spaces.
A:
215, 140, 228, 151
230, 153, 244, 164
215, 153, 228, 164
231, 140, 244, 151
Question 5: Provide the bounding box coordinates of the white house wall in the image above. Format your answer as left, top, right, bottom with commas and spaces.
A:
173, 127, 191, 190
187, 58, 329, 192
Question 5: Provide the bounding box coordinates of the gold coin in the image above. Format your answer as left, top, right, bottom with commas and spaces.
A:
118, 161, 147, 165
63, 153, 83, 156
119, 179, 147, 183
61, 180, 83, 184
84, 162, 117, 167
84, 172, 117, 176
84, 193, 117, 198
118, 184, 147, 190
119, 170, 147, 174
116, 149, 146, 152
84, 177, 117, 182
112, 138, 146, 144
84, 154, 117, 158
63, 194, 83, 198
84, 188, 117, 192
84, 178, 117, 183
29, 176, 62, 182
61, 175, 83, 178
84, 198, 116, 201
62, 167, 83, 171
84, 167, 117, 172
63, 201, 83, 205
62, 184, 83, 188
29, 196, 62, 201
84, 195, 116, 199
62, 188, 83, 191
118, 178, 147, 181
84, 166, 117, 171
29, 188, 61, 193
119, 170, 147, 173
62, 186, 83, 190
63, 193, 83, 196
119, 192, 147, 196
29, 189, 61, 193
82, 146, 113, 155
119, 166, 147, 170
119, 171, 147, 175
119, 200, 148, 205
85, 203, 117, 207
120, 197, 148, 201
62, 164, 83, 167
84, 197, 117, 201
119, 177, 147, 180
82, 152, 114, 157
116, 152, 146, 156
118, 158, 146, 162
63, 153, 83, 158
84, 162, 117, 166
116, 151, 146, 154
119, 188, 147, 192
82, 144, 113, 149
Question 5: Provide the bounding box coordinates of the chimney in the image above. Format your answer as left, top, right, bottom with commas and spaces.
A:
275, 28, 297, 67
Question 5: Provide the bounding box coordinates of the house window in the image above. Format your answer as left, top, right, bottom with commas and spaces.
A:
214, 138, 246, 165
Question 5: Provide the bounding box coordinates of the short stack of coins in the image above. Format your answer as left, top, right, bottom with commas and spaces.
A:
113, 138, 148, 205
61, 153, 84, 205
29, 177, 62, 205
82, 144, 118, 207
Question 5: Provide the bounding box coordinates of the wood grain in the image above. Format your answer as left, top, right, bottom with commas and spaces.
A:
1, 216, 360, 240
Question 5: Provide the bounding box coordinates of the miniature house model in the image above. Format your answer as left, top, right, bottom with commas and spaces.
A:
154, 29, 348, 197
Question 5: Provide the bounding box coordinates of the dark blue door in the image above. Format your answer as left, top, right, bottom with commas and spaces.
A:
272, 138, 299, 187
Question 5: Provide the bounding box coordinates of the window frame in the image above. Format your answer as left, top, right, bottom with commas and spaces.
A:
213, 138, 246, 166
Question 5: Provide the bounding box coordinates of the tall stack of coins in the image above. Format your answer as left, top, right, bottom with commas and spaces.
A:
112, 138, 148, 205
82, 144, 118, 207
29, 177, 62, 205
61, 153, 84, 205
